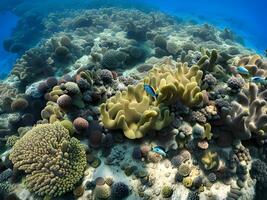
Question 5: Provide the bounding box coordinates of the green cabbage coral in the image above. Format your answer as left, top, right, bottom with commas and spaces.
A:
9, 123, 86, 197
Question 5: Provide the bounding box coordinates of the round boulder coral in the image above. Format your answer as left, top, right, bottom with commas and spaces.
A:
55, 46, 70, 59
153, 35, 167, 49
178, 164, 191, 177
171, 155, 183, 167
73, 117, 89, 132
57, 94, 72, 108
37, 81, 49, 93
60, 36, 72, 47
9, 123, 86, 197
98, 69, 113, 83
94, 184, 111, 199
89, 129, 103, 149
11, 98, 29, 112
46, 76, 58, 88
111, 182, 130, 200
166, 41, 179, 55
64, 82, 81, 95
161, 185, 173, 198
101, 50, 126, 69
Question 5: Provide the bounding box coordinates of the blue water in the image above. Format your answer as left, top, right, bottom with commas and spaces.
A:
0, 0, 266, 78
0, 11, 18, 79
138, 0, 267, 53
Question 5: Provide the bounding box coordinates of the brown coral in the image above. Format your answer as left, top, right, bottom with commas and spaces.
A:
9, 123, 86, 197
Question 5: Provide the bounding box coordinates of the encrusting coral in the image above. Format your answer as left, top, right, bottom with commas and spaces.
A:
9, 123, 86, 197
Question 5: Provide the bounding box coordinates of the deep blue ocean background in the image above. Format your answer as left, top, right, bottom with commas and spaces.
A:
0, 11, 18, 79
0, 0, 266, 79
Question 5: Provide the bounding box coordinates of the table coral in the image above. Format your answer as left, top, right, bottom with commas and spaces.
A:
9, 123, 86, 197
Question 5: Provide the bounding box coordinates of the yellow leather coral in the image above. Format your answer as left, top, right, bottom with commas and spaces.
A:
100, 58, 204, 139
201, 150, 219, 170
144, 58, 203, 107
100, 83, 174, 139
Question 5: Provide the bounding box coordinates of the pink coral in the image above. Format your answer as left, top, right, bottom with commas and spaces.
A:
73, 117, 89, 132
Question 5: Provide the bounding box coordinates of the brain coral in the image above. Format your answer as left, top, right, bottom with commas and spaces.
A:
9, 123, 86, 197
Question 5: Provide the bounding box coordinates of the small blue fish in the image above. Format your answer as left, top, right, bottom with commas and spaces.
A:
152, 146, 167, 157
251, 76, 267, 84
236, 66, 249, 75
144, 84, 158, 98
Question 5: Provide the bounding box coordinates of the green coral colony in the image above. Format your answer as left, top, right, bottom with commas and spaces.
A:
1, 7, 267, 200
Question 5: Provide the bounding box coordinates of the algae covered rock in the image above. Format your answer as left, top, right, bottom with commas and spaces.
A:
9, 123, 86, 197
161, 185, 173, 198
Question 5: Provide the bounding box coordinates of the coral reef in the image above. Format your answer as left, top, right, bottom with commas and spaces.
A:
0, 6, 264, 200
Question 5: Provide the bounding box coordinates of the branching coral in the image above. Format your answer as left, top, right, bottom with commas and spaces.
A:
197, 48, 218, 72
144, 58, 204, 107
9, 123, 86, 197
100, 83, 174, 139
226, 83, 267, 141
41, 101, 65, 123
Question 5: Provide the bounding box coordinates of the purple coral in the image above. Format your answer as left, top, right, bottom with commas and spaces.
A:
171, 155, 183, 167
98, 69, 113, 84
101, 133, 114, 149
203, 74, 217, 89
227, 76, 245, 92
132, 147, 142, 160
111, 182, 130, 200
